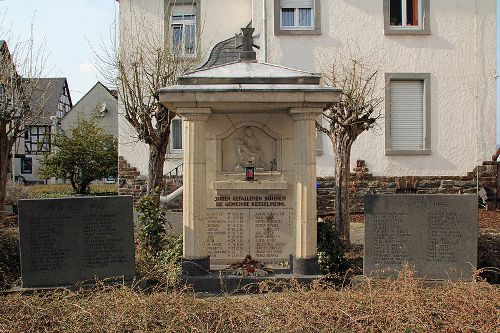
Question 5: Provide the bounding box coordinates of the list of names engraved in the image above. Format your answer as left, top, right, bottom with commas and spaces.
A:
364, 195, 477, 280
371, 212, 412, 265
19, 196, 135, 288
251, 210, 291, 260
426, 212, 463, 263
27, 216, 70, 273
206, 208, 292, 263
207, 210, 248, 260
83, 214, 129, 269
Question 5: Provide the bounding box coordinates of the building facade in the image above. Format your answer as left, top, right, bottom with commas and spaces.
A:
117, 0, 496, 179
12, 78, 73, 184
60, 82, 118, 138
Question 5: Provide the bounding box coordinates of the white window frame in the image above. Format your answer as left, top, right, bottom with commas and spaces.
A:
385, 73, 431, 156
384, 0, 430, 35
170, 6, 197, 57
389, 0, 422, 29
280, 7, 314, 31
170, 117, 183, 153
274, 0, 321, 35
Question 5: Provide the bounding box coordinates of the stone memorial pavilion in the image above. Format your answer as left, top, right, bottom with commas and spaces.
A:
159, 28, 341, 275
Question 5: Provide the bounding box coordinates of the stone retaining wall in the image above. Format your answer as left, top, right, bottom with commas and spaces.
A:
317, 160, 497, 216
119, 156, 497, 214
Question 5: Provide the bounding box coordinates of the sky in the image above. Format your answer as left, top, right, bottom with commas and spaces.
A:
1, 0, 499, 144
0, 0, 118, 103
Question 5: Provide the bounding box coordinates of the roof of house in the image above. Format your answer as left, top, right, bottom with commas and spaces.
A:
61, 81, 117, 121
28, 77, 68, 125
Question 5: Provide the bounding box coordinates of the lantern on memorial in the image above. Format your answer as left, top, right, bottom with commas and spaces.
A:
245, 160, 255, 181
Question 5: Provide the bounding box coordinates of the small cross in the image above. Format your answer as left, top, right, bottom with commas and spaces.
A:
237, 27, 260, 62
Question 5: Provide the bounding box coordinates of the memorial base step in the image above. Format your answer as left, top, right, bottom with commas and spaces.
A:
180, 270, 323, 294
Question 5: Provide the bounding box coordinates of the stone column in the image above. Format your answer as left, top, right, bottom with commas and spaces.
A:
177, 108, 211, 275
290, 108, 323, 275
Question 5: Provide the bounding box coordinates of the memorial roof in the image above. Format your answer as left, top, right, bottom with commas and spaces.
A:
177, 61, 322, 85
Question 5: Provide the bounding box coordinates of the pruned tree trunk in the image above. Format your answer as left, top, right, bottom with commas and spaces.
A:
148, 139, 169, 204
331, 132, 353, 246
0, 128, 12, 212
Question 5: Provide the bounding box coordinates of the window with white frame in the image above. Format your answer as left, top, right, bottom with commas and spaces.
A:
385, 73, 431, 155
170, 118, 183, 152
274, 0, 321, 35
280, 0, 313, 30
384, 0, 429, 35
171, 5, 196, 56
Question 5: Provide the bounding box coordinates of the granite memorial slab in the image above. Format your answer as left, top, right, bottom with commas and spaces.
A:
19, 196, 135, 288
364, 194, 477, 281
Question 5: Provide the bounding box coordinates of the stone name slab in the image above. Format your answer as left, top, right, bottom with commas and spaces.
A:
207, 208, 292, 263
19, 196, 135, 288
364, 194, 477, 281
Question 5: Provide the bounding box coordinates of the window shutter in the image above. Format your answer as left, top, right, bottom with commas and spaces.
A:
281, 0, 313, 8
390, 80, 424, 150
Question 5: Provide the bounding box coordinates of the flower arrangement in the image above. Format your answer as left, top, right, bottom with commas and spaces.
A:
227, 255, 274, 277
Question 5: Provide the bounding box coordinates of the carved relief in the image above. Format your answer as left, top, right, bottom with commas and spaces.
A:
222, 126, 277, 172
235, 127, 263, 168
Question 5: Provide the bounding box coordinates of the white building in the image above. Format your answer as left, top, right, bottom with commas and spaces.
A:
60, 82, 118, 138
117, 0, 496, 178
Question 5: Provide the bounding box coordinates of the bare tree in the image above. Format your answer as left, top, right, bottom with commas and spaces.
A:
0, 28, 48, 211
94, 3, 199, 203
317, 48, 384, 246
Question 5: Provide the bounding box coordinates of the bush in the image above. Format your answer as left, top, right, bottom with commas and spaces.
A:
478, 232, 500, 284
38, 116, 118, 194
136, 194, 182, 285
137, 194, 167, 256
317, 222, 349, 275
0, 227, 20, 290
5, 181, 30, 205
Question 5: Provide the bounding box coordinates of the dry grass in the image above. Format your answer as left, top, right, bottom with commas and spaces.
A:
479, 209, 500, 232
0, 275, 499, 333
1, 208, 499, 332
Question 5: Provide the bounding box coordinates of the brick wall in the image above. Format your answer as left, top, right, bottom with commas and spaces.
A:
118, 156, 183, 209
118, 156, 148, 202
317, 160, 498, 216
120, 156, 497, 215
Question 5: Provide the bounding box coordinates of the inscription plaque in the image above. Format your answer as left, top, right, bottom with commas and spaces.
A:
364, 195, 477, 280
19, 196, 135, 288
207, 208, 292, 263
250, 210, 292, 260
